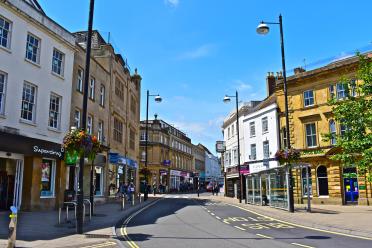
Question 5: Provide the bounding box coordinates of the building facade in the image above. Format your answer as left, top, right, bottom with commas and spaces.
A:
192, 144, 206, 189
139, 118, 193, 192
275, 55, 371, 205
0, 0, 75, 210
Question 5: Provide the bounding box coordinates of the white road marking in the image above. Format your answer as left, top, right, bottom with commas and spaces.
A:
210, 213, 215, 216
215, 216, 221, 220
291, 243, 315, 248
234, 225, 246, 231
256, 233, 273, 239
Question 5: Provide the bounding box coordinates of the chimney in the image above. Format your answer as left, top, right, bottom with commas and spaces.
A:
266, 72, 276, 96
294, 67, 306, 75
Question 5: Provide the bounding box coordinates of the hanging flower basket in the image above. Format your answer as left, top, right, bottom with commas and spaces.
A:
275, 148, 301, 165
63, 129, 102, 162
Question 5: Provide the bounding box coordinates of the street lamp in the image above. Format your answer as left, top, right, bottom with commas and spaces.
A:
77, 0, 95, 234
223, 91, 243, 203
256, 14, 295, 213
144, 90, 162, 201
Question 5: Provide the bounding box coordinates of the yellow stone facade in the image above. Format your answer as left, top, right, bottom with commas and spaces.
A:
275, 56, 371, 205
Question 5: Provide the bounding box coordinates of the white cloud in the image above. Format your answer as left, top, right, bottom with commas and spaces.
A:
178, 44, 216, 60
234, 79, 252, 91
164, 0, 179, 8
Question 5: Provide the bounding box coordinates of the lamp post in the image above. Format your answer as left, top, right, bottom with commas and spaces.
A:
223, 91, 243, 203
256, 14, 295, 213
144, 90, 162, 201
76, 0, 95, 233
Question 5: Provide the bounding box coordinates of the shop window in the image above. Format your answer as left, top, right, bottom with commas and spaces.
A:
40, 159, 56, 197
301, 167, 312, 196
95, 166, 103, 196
317, 165, 329, 196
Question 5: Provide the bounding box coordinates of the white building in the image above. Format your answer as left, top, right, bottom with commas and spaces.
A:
222, 101, 260, 198
0, 0, 75, 210
205, 150, 220, 182
243, 95, 289, 209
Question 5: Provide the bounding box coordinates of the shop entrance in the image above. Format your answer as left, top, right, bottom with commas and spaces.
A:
343, 168, 358, 204
0, 157, 23, 210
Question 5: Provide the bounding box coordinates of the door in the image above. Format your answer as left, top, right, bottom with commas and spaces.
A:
344, 177, 359, 203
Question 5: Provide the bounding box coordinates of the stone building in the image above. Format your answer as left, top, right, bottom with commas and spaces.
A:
275, 54, 371, 205
192, 144, 206, 189
139, 117, 193, 192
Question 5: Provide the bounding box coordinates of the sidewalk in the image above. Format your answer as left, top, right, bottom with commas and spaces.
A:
0, 196, 158, 248
199, 194, 372, 239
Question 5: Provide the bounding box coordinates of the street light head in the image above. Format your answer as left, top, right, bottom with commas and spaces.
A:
256, 22, 270, 35
154, 95, 162, 103
223, 95, 231, 103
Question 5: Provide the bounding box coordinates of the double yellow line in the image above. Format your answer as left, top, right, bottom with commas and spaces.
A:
81, 241, 117, 248
120, 199, 162, 248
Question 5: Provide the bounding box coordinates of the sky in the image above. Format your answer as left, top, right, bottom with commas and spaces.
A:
39, 0, 372, 153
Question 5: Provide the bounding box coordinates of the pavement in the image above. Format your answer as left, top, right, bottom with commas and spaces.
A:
197, 193, 372, 239
0, 195, 159, 248
118, 194, 372, 248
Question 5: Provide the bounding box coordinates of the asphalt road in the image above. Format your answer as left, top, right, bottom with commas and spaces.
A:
116, 195, 372, 248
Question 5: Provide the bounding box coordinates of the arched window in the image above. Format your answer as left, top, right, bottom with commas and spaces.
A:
329, 120, 336, 145
317, 166, 329, 196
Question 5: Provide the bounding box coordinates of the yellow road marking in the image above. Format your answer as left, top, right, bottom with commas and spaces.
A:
216, 216, 221, 220
291, 243, 315, 248
256, 233, 273, 239
234, 225, 246, 231
226, 203, 372, 241
120, 199, 162, 248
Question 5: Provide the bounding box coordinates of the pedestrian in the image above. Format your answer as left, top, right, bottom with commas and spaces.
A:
153, 183, 157, 196
128, 182, 134, 201
214, 184, 219, 196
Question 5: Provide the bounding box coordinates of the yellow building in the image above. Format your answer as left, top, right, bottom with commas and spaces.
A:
275, 55, 371, 205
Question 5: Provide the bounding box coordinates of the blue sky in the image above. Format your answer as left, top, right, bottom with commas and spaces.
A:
40, 0, 371, 153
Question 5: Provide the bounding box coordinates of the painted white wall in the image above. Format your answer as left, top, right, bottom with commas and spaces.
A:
205, 152, 221, 179
242, 103, 280, 174
0, 1, 75, 144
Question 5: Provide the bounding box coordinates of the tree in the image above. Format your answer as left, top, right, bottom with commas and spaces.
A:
325, 53, 372, 182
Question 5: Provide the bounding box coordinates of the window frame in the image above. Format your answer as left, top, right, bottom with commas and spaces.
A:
74, 109, 81, 129
303, 90, 315, 107
249, 121, 256, 137
250, 144, 256, 160
305, 122, 317, 148
87, 115, 93, 135
263, 141, 269, 159
0, 71, 7, 115
21, 82, 37, 123
113, 117, 123, 143
48, 93, 61, 130
336, 83, 346, 100
40, 158, 56, 198
262, 117, 268, 133
0, 15, 12, 50
99, 84, 105, 107
25, 33, 41, 64
329, 119, 336, 145
98, 120, 104, 142
52, 48, 65, 76
89, 77, 95, 100
76, 68, 84, 93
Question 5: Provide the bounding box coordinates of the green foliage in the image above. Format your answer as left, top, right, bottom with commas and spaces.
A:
326, 53, 372, 182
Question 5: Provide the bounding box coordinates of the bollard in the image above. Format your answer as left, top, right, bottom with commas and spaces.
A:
58, 207, 61, 224
139, 193, 141, 203
7, 206, 18, 248
121, 196, 125, 211
66, 205, 69, 221
132, 194, 135, 206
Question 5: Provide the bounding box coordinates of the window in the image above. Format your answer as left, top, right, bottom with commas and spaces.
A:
233, 149, 237, 164
48, 94, 61, 129
87, 115, 93, 135
129, 129, 135, 150
340, 122, 347, 137
336, 83, 346, 99
98, 120, 104, 142
262, 117, 268, 133
21, 82, 37, 122
130, 95, 136, 114
140, 131, 147, 141
227, 127, 230, 139
52, 49, 64, 75
281, 127, 288, 148
25, 33, 40, 64
231, 124, 235, 136
0, 72, 7, 115
94, 166, 103, 196
89, 77, 95, 100
350, 80, 357, 97
329, 120, 336, 145
329, 85, 335, 99
115, 77, 124, 100
40, 159, 56, 197
305, 123, 317, 148
250, 122, 255, 137
303, 90, 314, 107
99, 84, 105, 107
74, 109, 81, 129
250, 144, 256, 160
301, 167, 312, 196
113, 117, 123, 143
0, 16, 11, 49
76, 68, 83, 92
263, 141, 269, 159
317, 166, 329, 196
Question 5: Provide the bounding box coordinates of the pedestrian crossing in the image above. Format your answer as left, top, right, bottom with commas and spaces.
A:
164, 195, 190, 199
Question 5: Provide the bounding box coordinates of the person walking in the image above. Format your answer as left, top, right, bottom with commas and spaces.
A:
128, 183, 135, 202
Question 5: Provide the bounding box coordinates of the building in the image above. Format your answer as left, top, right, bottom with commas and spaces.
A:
68, 42, 111, 203
139, 117, 193, 192
74, 31, 142, 196
275, 54, 371, 205
222, 101, 260, 198
201, 145, 221, 185
243, 95, 286, 209
0, 0, 75, 210
192, 144, 206, 189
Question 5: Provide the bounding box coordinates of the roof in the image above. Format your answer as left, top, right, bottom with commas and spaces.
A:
23, 0, 45, 15
222, 101, 262, 128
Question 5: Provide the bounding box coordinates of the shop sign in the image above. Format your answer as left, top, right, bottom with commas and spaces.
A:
343, 172, 357, 178
180, 171, 189, 177
118, 165, 124, 174
359, 185, 366, 190
159, 169, 168, 175
163, 160, 171, 166
33, 145, 63, 159
170, 170, 181, 176
300, 149, 326, 156
216, 141, 226, 153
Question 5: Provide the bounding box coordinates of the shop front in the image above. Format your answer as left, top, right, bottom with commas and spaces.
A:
0, 131, 65, 211
170, 169, 191, 192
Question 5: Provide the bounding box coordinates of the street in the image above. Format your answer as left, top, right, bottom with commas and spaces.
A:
117, 194, 372, 248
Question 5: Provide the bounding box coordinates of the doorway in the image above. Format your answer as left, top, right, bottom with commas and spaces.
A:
343, 167, 359, 204
0, 158, 23, 210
